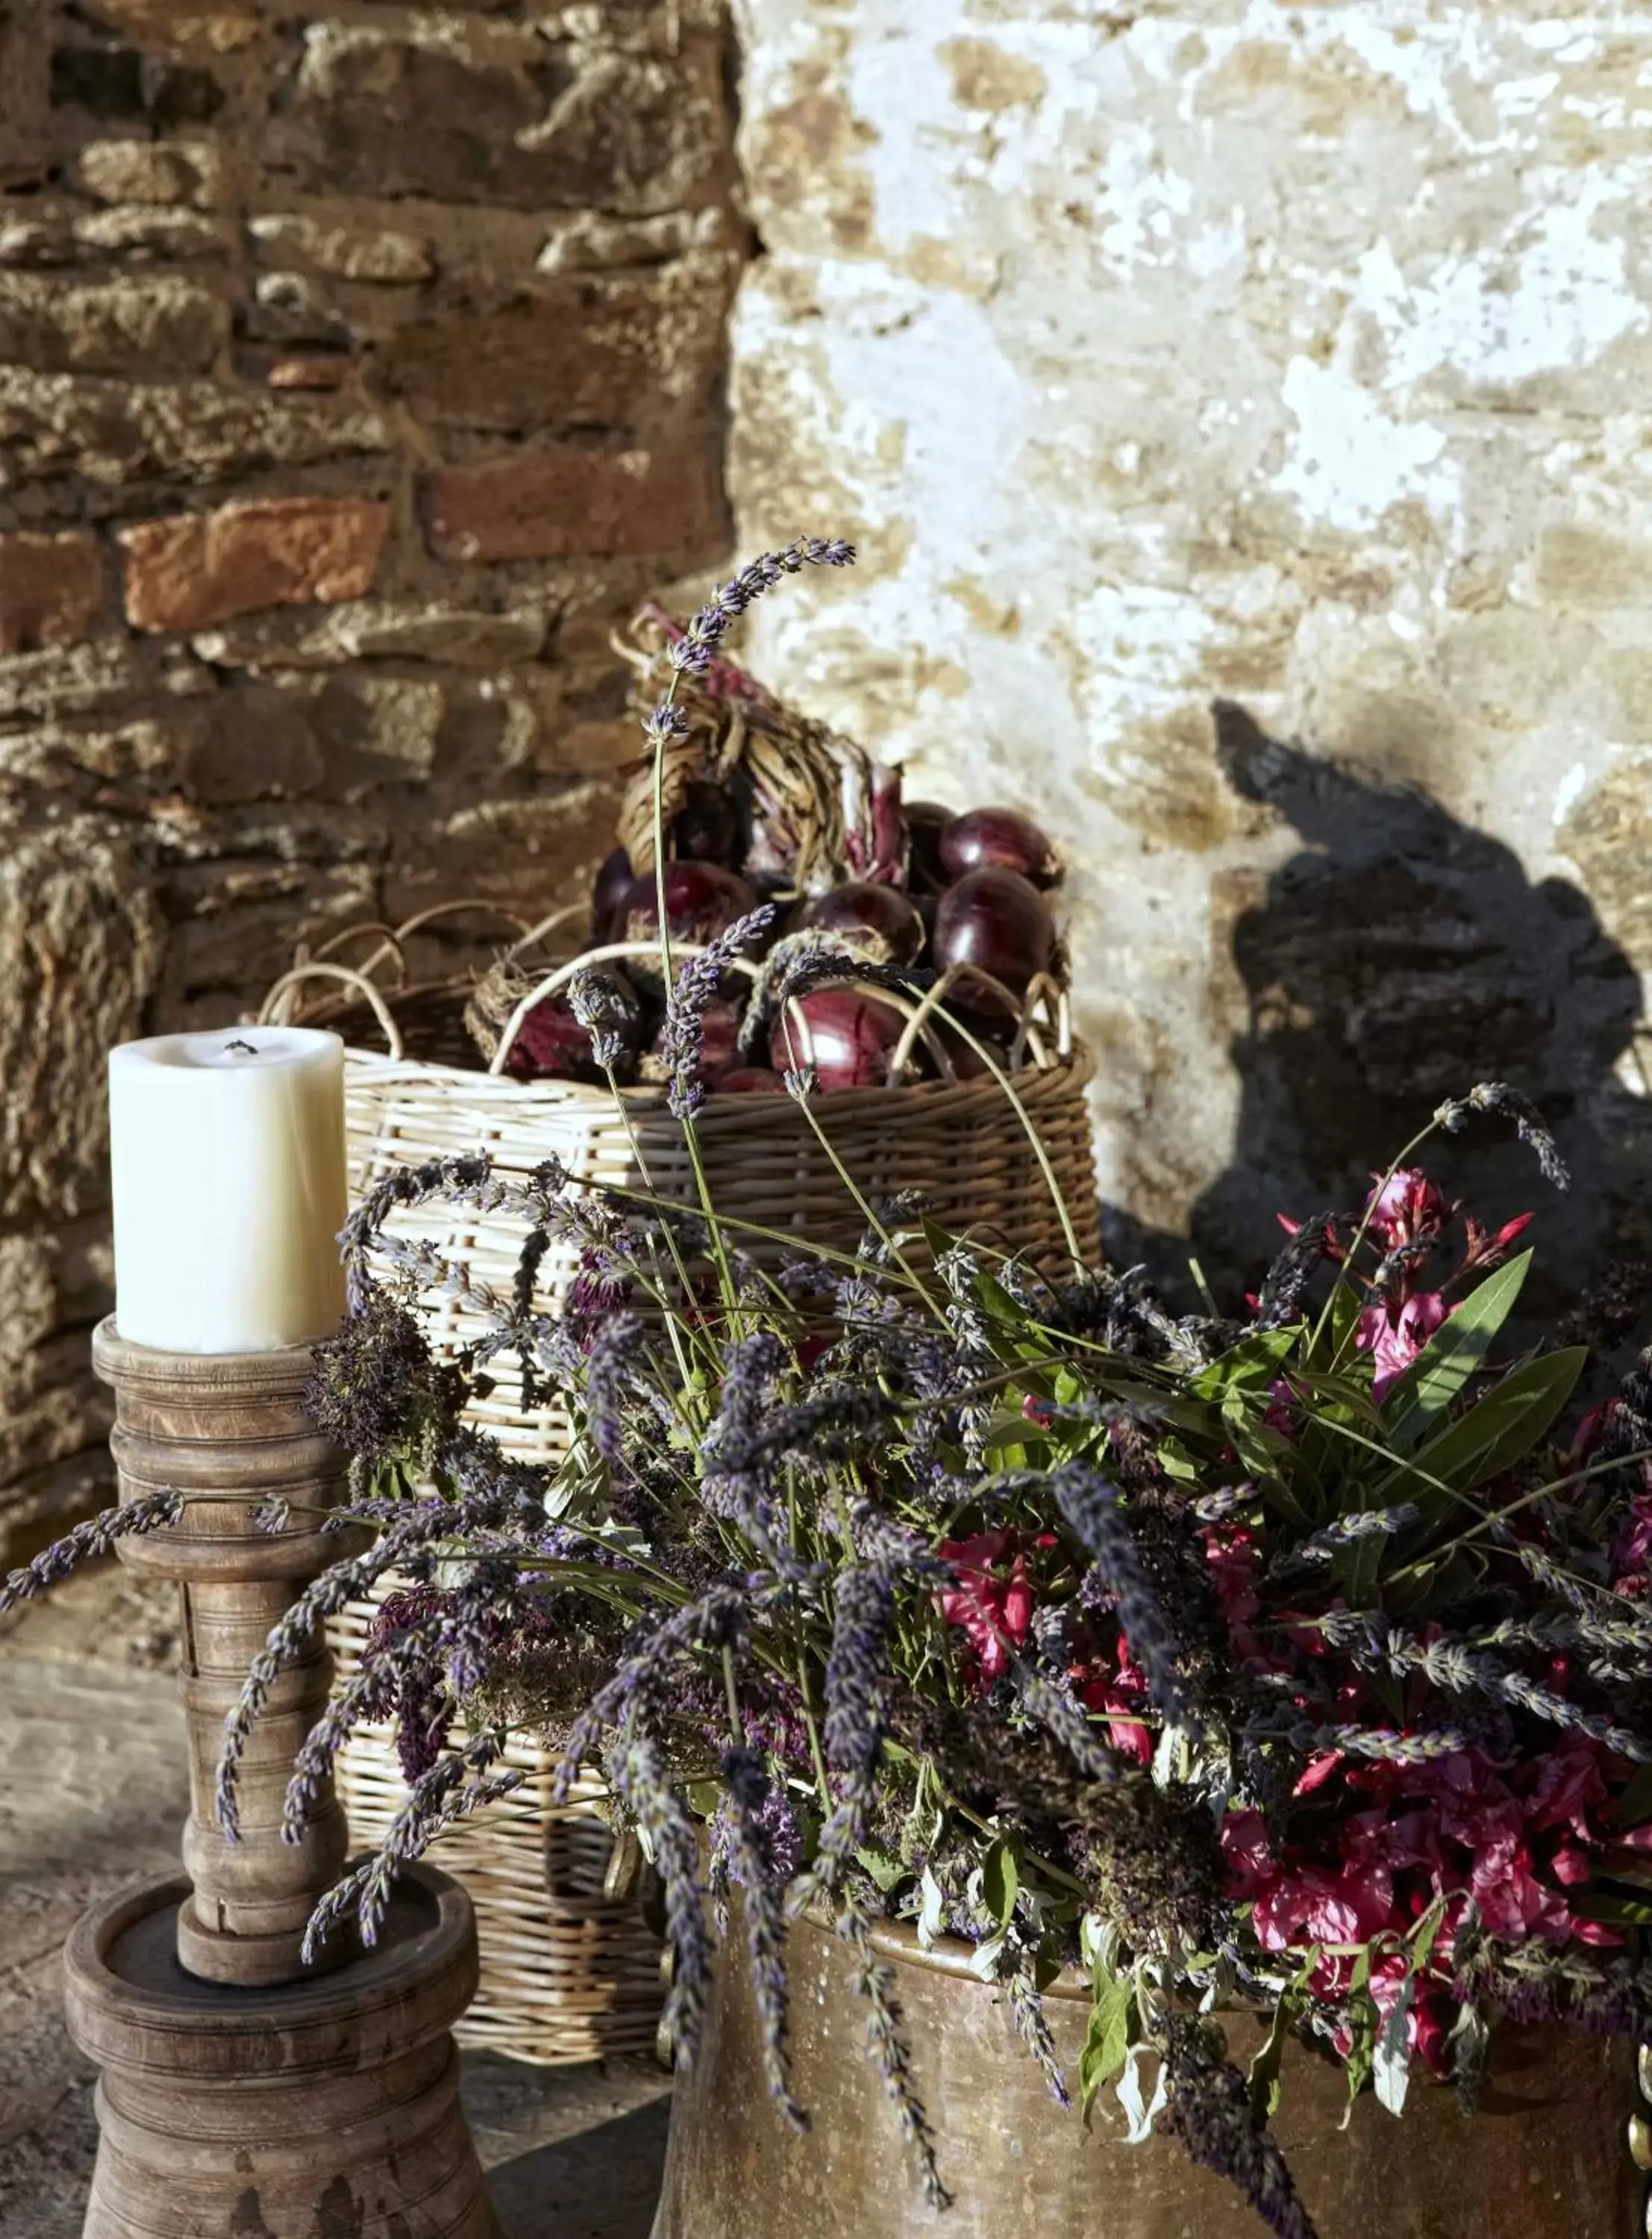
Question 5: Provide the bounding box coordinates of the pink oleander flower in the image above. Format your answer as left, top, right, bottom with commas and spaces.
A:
1367, 1168, 1449, 1249
936, 1529, 1037, 1690
1077, 1637, 1154, 1763
1356, 1290, 1449, 1396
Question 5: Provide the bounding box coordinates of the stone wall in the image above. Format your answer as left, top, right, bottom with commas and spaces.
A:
730, 0, 1652, 1307
0, 0, 742, 1558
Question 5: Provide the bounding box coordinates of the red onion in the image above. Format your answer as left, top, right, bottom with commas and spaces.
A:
618, 861, 761, 991
672, 780, 743, 866
590, 846, 633, 940
940, 806, 1060, 889
798, 881, 925, 968
904, 799, 956, 893
716, 1067, 788, 1096
768, 987, 915, 1091
931, 866, 1055, 1005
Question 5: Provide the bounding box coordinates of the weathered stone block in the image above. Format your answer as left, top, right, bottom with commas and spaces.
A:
380, 260, 733, 431
279, 26, 728, 216
249, 213, 434, 284
425, 442, 720, 561
0, 367, 392, 482
0, 273, 227, 375
76, 137, 225, 207
49, 41, 225, 127
119, 495, 391, 631
188, 600, 545, 669
1534, 525, 1652, 611
0, 809, 164, 1225
0, 531, 106, 655
74, 207, 231, 260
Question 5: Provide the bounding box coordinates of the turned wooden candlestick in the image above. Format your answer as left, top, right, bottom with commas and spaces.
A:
91, 1320, 358, 1985
68, 1320, 501, 2238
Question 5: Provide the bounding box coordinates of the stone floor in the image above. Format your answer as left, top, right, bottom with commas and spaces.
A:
0, 1563, 672, 2239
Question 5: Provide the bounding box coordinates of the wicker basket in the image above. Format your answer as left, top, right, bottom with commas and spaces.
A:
259, 907, 1101, 2063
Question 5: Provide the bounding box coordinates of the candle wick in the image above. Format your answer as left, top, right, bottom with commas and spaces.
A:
224, 1037, 260, 1057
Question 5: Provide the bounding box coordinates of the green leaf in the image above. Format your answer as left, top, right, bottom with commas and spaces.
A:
1609, 1765, 1652, 1828
1373, 1970, 1414, 2117
1386, 1349, 1587, 1518
1248, 1992, 1298, 2120
1342, 1982, 1380, 2106
1568, 1890, 1652, 1927
1078, 1970, 1136, 2121
1381, 1251, 1533, 1452
854, 1846, 905, 1895
980, 1837, 1019, 1932
1191, 1328, 1299, 1400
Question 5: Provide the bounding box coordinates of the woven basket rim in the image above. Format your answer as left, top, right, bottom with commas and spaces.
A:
342, 1033, 1095, 1115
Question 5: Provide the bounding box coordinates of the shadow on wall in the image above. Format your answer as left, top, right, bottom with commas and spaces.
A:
1106, 701, 1652, 1314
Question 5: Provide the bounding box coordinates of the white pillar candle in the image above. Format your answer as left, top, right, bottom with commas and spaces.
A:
108, 1026, 348, 1355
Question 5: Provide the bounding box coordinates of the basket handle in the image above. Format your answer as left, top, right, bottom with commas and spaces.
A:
506, 902, 590, 962
301, 921, 409, 988
487, 940, 759, 1078
393, 899, 535, 943
258, 964, 405, 1061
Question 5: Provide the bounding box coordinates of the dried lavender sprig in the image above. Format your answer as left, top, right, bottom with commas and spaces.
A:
1374, 1628, 1652, 1762
551, 1584, 751, 1805
1051, 1462, 1201, 1743
340, 1152, 495, 1306
1287, 1722, 1472, 1764
789, 1563, 896, 1912
0, 1487, 184, 1614
1433, 1081, 1570, 1192
585, 1311, 645, 1468
667, 538, 857, 679
719, 1744, 806, 2127
1011, 1658, 1120, 1786
1268, 1503, 1420, 1577
566, 964, 642, 1072
1004, 1946, 1070, 2110
369, 1233, 506, 1317
281, 1651, 402, 1843
216, 1476, 545, 1840
660, 905, 776, 1119
1253, 1212, 1342, 1330
301, 1732, 522, 1962
607, 1726, 712, 2065
738, 929, 917, 1061
832, 1883, 950, 2211
1157, 2014, 1318, 2239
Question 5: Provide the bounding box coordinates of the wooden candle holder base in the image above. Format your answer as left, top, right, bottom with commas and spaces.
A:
64, 1865, 501, 2239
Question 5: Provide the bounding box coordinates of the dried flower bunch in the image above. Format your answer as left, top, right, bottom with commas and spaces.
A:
11, 548, 1652, 2239
177, 1075, 1652, 2239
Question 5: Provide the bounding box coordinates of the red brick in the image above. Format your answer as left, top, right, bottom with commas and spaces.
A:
119, 495, 389, 633
423, 445, 721, 564
0, 530, 106, 654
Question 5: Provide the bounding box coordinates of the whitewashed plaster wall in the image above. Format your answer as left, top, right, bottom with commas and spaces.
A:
727, 0, 1652, 1294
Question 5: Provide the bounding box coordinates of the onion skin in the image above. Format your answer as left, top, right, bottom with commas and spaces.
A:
716, 1067, 788, 1096
768, 986, 916, 1090
798, 881, 926, 968
932, 866, 1055, 1005
939, 806, 1060, 890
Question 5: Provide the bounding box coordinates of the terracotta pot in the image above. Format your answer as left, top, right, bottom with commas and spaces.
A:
651, 1910, 1641, 2239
